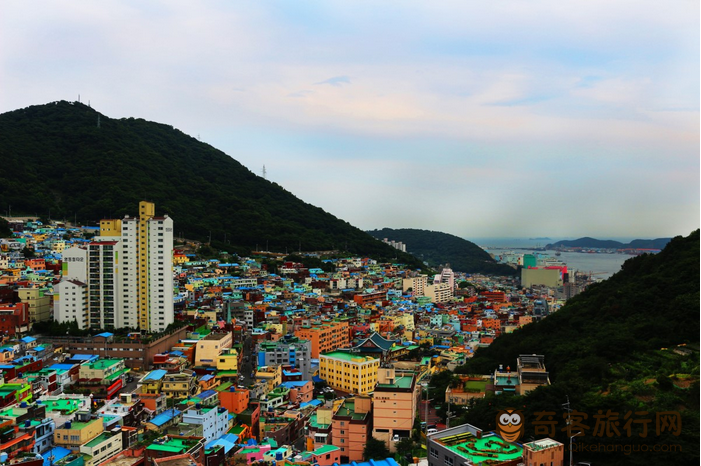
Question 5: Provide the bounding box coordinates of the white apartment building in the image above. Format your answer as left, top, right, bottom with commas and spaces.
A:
425, 281, 453, 303
53, 202, 174, 332
119, 201, 174, 332
87, 241, 119, 329
402, 275, 428, 296
182, 405, 229, 443
54, 279, 88, 329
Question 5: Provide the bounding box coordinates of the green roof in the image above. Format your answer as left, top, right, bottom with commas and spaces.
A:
377, 374, 414, 389
313, 445, 340, 455
146, 437, 196, 453
443, 433, 523, 463
88, 359, 123, 370
216, 382, 233, 391
85, 432, 116, 448
334, 401, 368, 421
68, 418, 101, 430
105, 368, 130, 381
42, 398, 83, 413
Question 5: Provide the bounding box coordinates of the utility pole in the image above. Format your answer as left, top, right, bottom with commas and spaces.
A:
563, 396, 578, 466
446, 398, 455, 428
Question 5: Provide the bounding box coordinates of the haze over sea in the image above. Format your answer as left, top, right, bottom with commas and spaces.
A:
471, 237, 644, 279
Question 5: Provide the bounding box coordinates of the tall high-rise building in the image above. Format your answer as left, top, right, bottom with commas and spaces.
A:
55, 201, 174, 332
118, 201, 174, 332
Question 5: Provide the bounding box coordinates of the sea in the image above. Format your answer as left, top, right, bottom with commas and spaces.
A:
470, 237, 641, 280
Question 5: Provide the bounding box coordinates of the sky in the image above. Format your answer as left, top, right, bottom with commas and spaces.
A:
1, 1, 698, 240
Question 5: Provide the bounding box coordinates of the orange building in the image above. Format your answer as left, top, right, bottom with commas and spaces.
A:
295, 321, 350, 358
216, 383, 250, 414
522, 438, 564, 466
372, 369, 419, 452
140, 393, 167, 414
332, 397, 372, 462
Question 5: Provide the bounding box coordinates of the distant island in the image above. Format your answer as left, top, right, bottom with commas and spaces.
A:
529, 237, 551, 240
367, 228, 518, 276
545, 236, 672, 250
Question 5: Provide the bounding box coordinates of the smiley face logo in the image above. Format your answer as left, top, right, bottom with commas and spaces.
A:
496, 408, 524, 443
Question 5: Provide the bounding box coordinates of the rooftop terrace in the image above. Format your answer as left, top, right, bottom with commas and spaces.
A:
438, 432, 522, 464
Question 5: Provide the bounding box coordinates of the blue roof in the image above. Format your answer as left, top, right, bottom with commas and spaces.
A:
280, 381, 308, 389
49, 364, 76, 371
300, 399, 322, 409
43, 447, 72, 466
71, 354, 99, 360
200, 374, 215, 382
205, 433, 239, 454
95, 332, 114, 338
143, 369, 168, 381
197, 389, 217, 399
20, 336, 36, 343
149, 409, 181, 427
336, 459, 400, 466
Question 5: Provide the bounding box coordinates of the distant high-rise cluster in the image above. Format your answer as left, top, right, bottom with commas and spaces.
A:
55, 201, 174, 332
382, 237, 406, 252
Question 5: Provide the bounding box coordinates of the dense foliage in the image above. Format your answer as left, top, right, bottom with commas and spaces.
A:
0, 218, 12, 238
0, 101, 425, 268
367, 228, 517, 276
545, 236, 671, 250
451, 230, 700, 465
364, 436, 391, 460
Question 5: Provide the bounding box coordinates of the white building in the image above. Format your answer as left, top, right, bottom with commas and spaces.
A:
53, 202, 174, 333
402, 275, 428, 296
119, 201, 174, 332
182, 405, 229, 443
54, 279, 88, 329
87, 241, 120, 329
425, 282, 453, 303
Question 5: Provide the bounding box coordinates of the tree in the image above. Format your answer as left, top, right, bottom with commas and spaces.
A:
395, 437, 414, 460
364, 436, 391, 461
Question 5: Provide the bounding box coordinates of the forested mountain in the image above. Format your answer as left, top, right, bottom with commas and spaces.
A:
545, 236, 671, 250
452, 230, 700, 465
367, 228, 517, 276
0, 101, 424, 267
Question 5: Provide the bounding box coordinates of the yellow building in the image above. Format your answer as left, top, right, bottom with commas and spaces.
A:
54, 415, 104, 448
99, 219, 122, 237
319, 351, 380, 395
216, 348, 239, 372
18, 287, 51, 323
162, 372, 198, 399
195, 332, 233, 367
255, 365, 282, 391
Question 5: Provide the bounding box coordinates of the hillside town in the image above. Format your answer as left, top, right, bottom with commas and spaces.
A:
0, 202, 583, 466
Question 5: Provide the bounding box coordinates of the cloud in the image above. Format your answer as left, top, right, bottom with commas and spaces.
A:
0, 0, 697, 238
314, 76, 351, 86
287, 90, 315, 98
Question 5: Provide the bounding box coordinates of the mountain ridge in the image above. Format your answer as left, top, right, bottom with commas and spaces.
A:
545, 236, 671, 250
0, 100, 423, 267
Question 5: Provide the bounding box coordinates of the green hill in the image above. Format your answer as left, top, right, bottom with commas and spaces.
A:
367, 228, 517, 275
0, 101, 424, 267
453, 230, 700, 465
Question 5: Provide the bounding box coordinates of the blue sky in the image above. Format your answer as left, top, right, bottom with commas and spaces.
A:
1, 0, 698, 239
